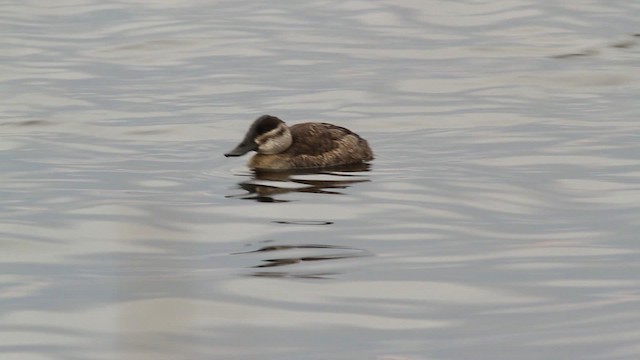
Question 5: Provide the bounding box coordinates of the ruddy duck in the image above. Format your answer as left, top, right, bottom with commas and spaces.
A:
224, 115, 373, 170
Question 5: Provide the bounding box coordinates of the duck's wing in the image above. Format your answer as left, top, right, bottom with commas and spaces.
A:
287, 122, 353, 156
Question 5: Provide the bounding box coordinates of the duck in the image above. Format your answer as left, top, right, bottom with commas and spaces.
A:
224, 115, 373, 171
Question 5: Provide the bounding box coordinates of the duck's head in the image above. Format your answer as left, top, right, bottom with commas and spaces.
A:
224, 115, 293, 157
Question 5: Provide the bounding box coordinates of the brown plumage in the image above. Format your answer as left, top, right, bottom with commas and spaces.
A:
225, 115, 373, 171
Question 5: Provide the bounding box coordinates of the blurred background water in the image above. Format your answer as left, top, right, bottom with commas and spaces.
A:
2, 1, 640, 359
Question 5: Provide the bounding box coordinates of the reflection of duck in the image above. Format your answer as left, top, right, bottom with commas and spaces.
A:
225, 115, 373, 170
235, 243, 374, 279
228, 162, 371, 202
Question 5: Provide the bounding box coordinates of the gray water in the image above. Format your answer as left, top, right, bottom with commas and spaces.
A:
2, 1, 640, 359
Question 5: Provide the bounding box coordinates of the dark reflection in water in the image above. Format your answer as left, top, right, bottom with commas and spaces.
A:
272, 220, 333, 225
551, 33, 640, 59
227, 163, 371, 202
2, 119, 52, 127
249, 272, 335, 279
235, 244, 373, 279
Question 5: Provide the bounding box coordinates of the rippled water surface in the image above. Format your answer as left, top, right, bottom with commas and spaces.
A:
2, 1, 640, 359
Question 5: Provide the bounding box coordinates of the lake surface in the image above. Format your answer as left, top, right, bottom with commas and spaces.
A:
2, 1, 640, 359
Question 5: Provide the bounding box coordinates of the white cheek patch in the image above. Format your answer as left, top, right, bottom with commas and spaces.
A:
255, 124, 292, 154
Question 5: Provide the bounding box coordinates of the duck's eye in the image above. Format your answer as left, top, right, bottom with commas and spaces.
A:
255, 116, 281, 134
257, 123, 276, 134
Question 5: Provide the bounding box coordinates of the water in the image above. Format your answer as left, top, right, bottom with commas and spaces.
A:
2, 1, 640, 359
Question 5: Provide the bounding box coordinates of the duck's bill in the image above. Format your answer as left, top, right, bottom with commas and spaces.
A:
224, 141, 257, 157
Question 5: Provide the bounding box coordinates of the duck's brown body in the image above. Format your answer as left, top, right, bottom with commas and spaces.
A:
249, 122, 373, 170
225, 116, 373, 171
